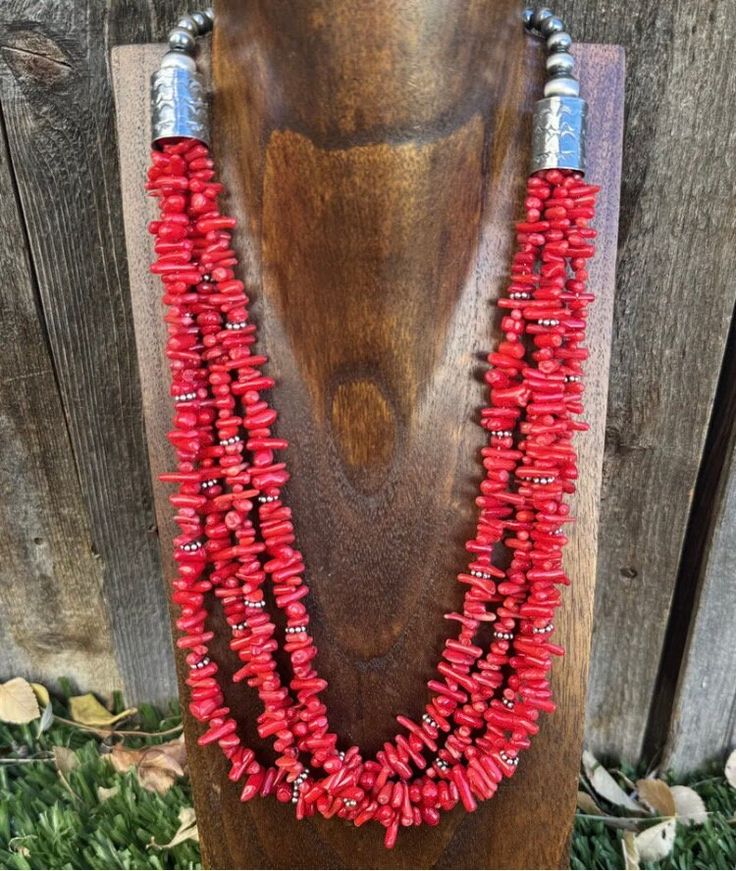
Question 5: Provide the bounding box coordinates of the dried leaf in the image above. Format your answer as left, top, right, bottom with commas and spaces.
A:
671, 785, 707, 825
52, 746, 78, 777
0, 678, 41, 724
583, 751, 643, 812
577, 790, 604, 815
108, 743, 144, 773
622, 830, 640, 870
150, 807, 199, 849
68, 693, 136, 728
636, 778, 676, 817
38, 701, 54, 734
634, 819, 676, 863
725, 748, 736, 789
30, 683, 50, 708
138, 740, 186, 795
97, 784, 120, 802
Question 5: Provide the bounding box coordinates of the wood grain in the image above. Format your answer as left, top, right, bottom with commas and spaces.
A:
0, 0, 184, 702
113, 2, 623, 864
0, 101, 119, 690
553, 0, 736, 762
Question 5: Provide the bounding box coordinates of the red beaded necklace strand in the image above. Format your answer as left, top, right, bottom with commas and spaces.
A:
147, 6, 599, 848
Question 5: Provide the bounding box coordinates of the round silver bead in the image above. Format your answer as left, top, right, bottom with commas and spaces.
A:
547, 30, 573, 53
544, 76, 581, 98
203, 8, 214, 24
532, 7, 554, 28
191, 11, 211, 33
540, 15, 565, 36
159, 51, 197, 72
168, 27, 196, 54
546, 52, 575, 76
522, 8, 535, 29
176, 17, 197, 35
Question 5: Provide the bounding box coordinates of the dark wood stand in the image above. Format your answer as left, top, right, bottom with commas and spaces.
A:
113, 2, 623, 864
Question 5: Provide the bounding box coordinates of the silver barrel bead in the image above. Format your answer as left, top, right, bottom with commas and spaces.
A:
531, 96, 587, 173
151, 59, 209, 147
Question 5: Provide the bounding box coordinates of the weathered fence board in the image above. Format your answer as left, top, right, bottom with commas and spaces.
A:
0, 104, 119, 690
0, 0, 182, 702
555, 0, 736, 762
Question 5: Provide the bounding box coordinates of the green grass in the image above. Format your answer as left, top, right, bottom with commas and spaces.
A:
0, 687, 734, 869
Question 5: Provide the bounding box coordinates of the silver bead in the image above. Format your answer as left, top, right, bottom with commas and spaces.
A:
547, 30, 573, 52
522, 7, 535, 29
540, 15, 565, 36
544, 75, 580, 97
546, 52, 575, 75
203, 8, 214, 24
532, 7, 554, 29
168, 27, 196, 54
160, 51, 197, 72
191, 11, 211, 33
176, 17, 197, 34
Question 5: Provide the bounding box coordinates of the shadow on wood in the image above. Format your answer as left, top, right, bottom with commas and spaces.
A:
113, 1, 623, 865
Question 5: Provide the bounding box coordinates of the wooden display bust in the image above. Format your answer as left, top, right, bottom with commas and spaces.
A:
113, 1, 623, 866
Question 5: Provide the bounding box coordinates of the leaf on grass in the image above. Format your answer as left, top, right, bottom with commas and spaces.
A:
725, 748, 736, 789
0, 678, 41, 724
634, 819, 676, 863
30, 683, 50, 707
69, 693, 136, 728
150, 807, 199, 849
577, 790, 604, 815
52, 746, 79, 777
582, 750, 643, 812
671, 784, 707, 825
109, 737, 186, 795
97, 784, 120, 802
636, 778, 676, 817
622, 830, 640, 870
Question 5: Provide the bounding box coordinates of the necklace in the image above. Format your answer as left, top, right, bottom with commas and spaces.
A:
147, 6, 599, 848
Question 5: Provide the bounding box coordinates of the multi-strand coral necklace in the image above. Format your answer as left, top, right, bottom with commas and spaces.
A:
147, 6, 599, 848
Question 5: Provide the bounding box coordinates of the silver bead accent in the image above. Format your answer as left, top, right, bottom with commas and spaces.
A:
522, 8, 535, 29
532, 7, 554, 28
191, 11, 211, 33
531, 95, 587, 173
168, 27, 197, 54
160, 51, 197, 72
540, 15, 565, 36
547, 30, 572, 52
203, 8, 214, 24
546, 52, 575, 76
176, 17, 198, 35
544, 75, 581, 98
173, 391, 197, 402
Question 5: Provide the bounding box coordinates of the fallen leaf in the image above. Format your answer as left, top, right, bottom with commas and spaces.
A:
583, 751, 643, 812
577, 790, 604, 815
108, 743, 144, 773
52, 746, 79, 777
622, 830, 640, 870
725, 749, 736, 789
636, 778, 676, 817
97, 784, 120, 802
150, 807, 199, 849
137, 739, 187, 795
30, 683, 50, 707
69, 694, 136, 728
0, 678, 41, 724
635, 819, 676, 863
671, 785, 707, 825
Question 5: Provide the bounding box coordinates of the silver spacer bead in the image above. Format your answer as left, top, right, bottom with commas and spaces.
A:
547, 30, 573, 52
191, 11, 212, 33
540, 15, 565, 36
544, 75, 581, 98
532, 7, 554, 29
173, 391, 197, 402
176, 17, 198, 35
168, 27, 197, 54
546, 52, 575, 76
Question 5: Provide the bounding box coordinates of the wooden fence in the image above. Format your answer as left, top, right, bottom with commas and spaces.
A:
1, 0, 734, 775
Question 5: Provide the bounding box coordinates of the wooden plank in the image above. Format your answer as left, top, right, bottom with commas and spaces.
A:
113, 21, 623, 867
662, 361, 736, 774
0, 0, 184, 702
0, 105, 119, 690
553, 0, 736, 761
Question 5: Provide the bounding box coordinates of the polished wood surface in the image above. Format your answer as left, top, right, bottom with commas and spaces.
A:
113, 1, 623, 863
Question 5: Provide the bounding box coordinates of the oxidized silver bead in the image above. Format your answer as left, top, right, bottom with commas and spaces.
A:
176, 17, 197, 35
546, 52, 575, 76
540, 15, 565, 36
532, 7, 554, 28
168, 27, 196, 54
191, 11, 211, 33
203, 8, 214, 24
547, 30, 573, 52
522, 8, 535, 29
544, 75, 581, 98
